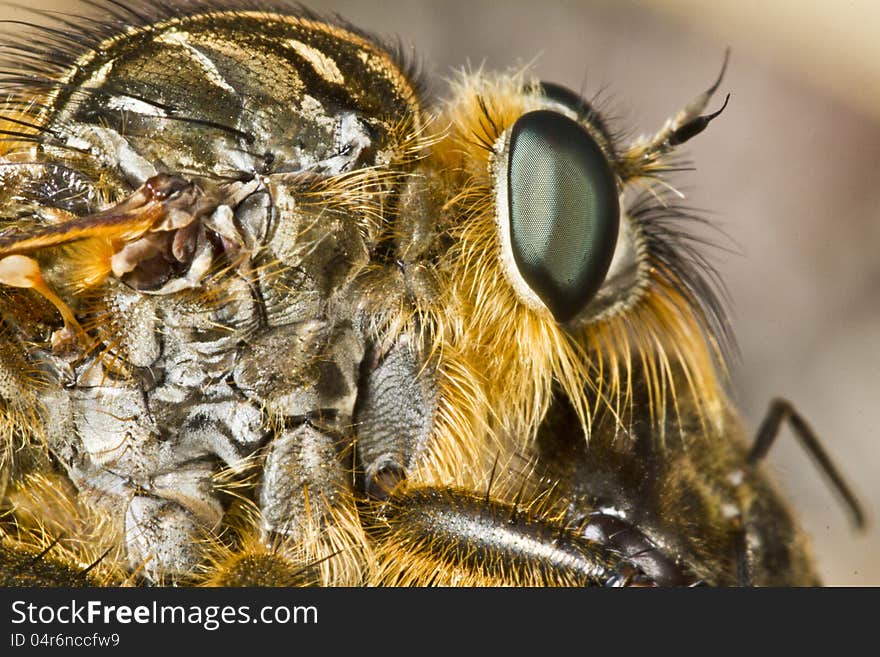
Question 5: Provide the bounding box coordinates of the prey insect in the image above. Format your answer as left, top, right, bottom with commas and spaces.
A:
0, 0, 864, 586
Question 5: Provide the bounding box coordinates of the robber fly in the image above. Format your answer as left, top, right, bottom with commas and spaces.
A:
0, 0, 864, 587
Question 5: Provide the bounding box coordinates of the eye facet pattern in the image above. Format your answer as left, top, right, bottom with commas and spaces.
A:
506, 110, 620, 322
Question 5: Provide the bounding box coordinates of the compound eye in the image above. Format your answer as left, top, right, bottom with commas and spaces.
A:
506, 110, 620, 322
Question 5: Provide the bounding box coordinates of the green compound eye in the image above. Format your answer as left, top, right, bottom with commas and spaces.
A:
507, 110, 620, 323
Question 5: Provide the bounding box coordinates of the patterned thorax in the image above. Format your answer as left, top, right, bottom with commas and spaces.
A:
47, 12, 422, 184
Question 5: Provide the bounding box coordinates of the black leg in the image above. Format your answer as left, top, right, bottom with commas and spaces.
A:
747, 398, 865, 529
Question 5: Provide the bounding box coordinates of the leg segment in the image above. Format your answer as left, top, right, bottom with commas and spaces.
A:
748, 398, 865, 529
354, 335, 436, 500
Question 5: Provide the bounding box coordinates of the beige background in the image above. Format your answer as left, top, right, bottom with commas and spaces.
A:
9, 1, 879, 585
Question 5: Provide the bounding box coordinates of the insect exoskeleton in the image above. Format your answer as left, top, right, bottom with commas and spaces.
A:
0, 2, 860, 587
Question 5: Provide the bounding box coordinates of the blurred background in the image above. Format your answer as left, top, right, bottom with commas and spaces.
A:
11, 1, 879, 584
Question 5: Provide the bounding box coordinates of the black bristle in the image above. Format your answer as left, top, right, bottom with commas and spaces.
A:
627, 189, 739, 367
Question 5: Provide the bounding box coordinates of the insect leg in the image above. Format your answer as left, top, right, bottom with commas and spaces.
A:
259, 421, 371, 585
747, 398, 865, 529
367, 484, 653, 586
125, 486, 220, 583
354, 335, 436, 500
234, 321, 371, 584
260, 421, 347, 540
